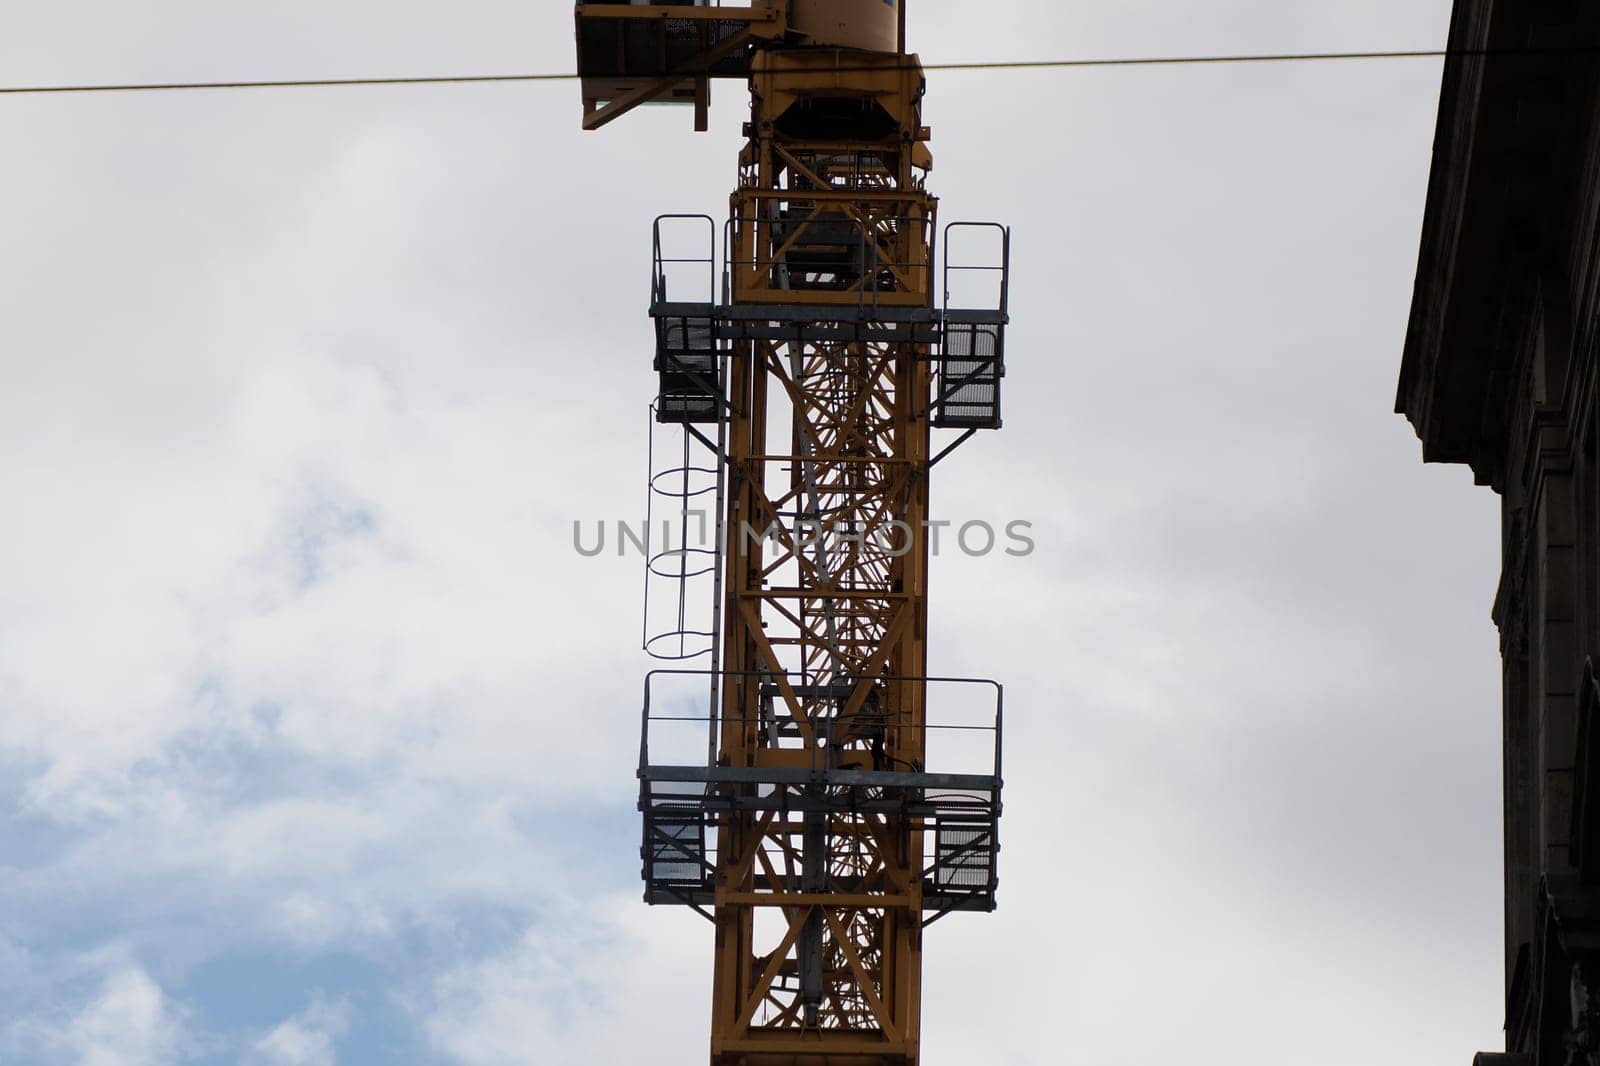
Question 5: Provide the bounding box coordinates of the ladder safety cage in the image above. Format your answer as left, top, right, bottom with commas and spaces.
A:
935, 221, 1011, 431
642, 401, 724, 663
651, 214, 726, 425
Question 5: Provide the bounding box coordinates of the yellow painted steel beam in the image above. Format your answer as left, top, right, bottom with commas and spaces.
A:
708, 45, 934, 1064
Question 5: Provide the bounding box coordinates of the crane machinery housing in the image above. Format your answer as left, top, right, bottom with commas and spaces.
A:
573, 3, 1013, 1062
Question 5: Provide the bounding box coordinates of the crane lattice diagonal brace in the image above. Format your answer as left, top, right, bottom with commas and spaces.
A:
576, 3, 1013, 1062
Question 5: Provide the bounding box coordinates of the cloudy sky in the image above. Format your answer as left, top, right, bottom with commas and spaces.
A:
0, 1, 1504, 1063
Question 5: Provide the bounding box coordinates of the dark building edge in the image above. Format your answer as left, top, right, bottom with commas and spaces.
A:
1399, 1, 1600, 1061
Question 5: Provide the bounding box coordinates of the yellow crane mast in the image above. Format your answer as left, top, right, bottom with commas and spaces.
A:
575, 4, 1012, 1062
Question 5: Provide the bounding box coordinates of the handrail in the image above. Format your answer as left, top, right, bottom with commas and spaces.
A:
942, 220, 1011, 318
640, 667, 1004, 782
652, 213, 718, 306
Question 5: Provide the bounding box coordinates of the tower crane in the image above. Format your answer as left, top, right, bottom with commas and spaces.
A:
573, 4, 1013, 1062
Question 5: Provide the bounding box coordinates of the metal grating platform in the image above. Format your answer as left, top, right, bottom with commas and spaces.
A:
934, 315, 1004, 430
636, 670, 1005, 924
653, 304, 724, 423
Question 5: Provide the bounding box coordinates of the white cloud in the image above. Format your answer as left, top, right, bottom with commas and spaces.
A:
427, 899, 706, 1066
11, 964, 189, 1066
72, 967, 183, 1066
249, 996, 351, 1066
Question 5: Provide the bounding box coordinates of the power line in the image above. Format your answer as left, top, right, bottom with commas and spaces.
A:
0, 72, 571, 96
0, 46, 1569, 97
930, 48, 1452, 71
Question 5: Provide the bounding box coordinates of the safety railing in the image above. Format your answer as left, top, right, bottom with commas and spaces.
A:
639, 668, 1003, 784
652, 213, 718, 307
942, 221, 1010, 318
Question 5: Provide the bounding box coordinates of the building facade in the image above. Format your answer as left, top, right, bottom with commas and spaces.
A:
1400, 3, 1600, 1062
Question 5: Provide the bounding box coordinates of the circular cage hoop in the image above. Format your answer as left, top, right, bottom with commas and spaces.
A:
650, 464, 720, 499
644, 629, 717, 662
647, 546, 718, 580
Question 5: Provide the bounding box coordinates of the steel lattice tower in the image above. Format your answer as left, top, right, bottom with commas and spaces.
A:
576, 5, 1011, 1062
